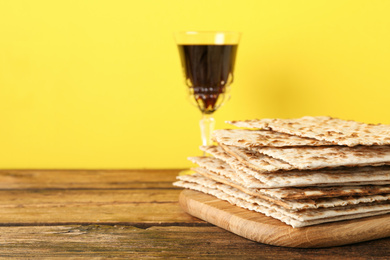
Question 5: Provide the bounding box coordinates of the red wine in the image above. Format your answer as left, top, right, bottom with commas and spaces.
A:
178, 44, 238, 114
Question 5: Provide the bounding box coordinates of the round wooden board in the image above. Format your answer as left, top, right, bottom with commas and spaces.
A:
179, 189, 390, 248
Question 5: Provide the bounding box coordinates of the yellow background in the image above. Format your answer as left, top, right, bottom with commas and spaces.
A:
1, 0, 390, 169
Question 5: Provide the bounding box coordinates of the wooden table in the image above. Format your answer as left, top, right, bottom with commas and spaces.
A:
0, 169, 389, 259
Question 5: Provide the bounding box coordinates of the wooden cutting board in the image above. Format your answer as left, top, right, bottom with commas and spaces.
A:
179, 189, 390, 248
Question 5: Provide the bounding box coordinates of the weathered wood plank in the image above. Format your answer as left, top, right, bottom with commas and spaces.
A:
0, 169, 387, 258
0, 189, 203, 225
0, 169, 180, 189
0, 225, 389, 259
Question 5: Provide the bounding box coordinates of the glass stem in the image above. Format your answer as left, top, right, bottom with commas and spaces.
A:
200, 113, 215, 153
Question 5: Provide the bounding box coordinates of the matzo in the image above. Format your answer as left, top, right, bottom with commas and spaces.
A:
189, 153, 390, 188
227, 116, 390, 147
265, 185, 390, 200
201, 145, 292, 172
253, 145, 390, 170
176, 173, 390, 211
188, 156, 266, 188
212, 129, 332, 147
174, 178, 390, 227
210, 145, 293, 172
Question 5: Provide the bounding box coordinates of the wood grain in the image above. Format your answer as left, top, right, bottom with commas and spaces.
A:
0, 169, 388, 258
180, 189, 390, 248
0, 189, 204, 225
0, 225, 389, 259
0, 169, 180, 189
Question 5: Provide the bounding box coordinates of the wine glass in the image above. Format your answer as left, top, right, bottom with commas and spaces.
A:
174, 31, 241, 149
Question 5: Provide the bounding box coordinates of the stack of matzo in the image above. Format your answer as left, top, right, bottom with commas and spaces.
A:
173, 116, 390, 228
